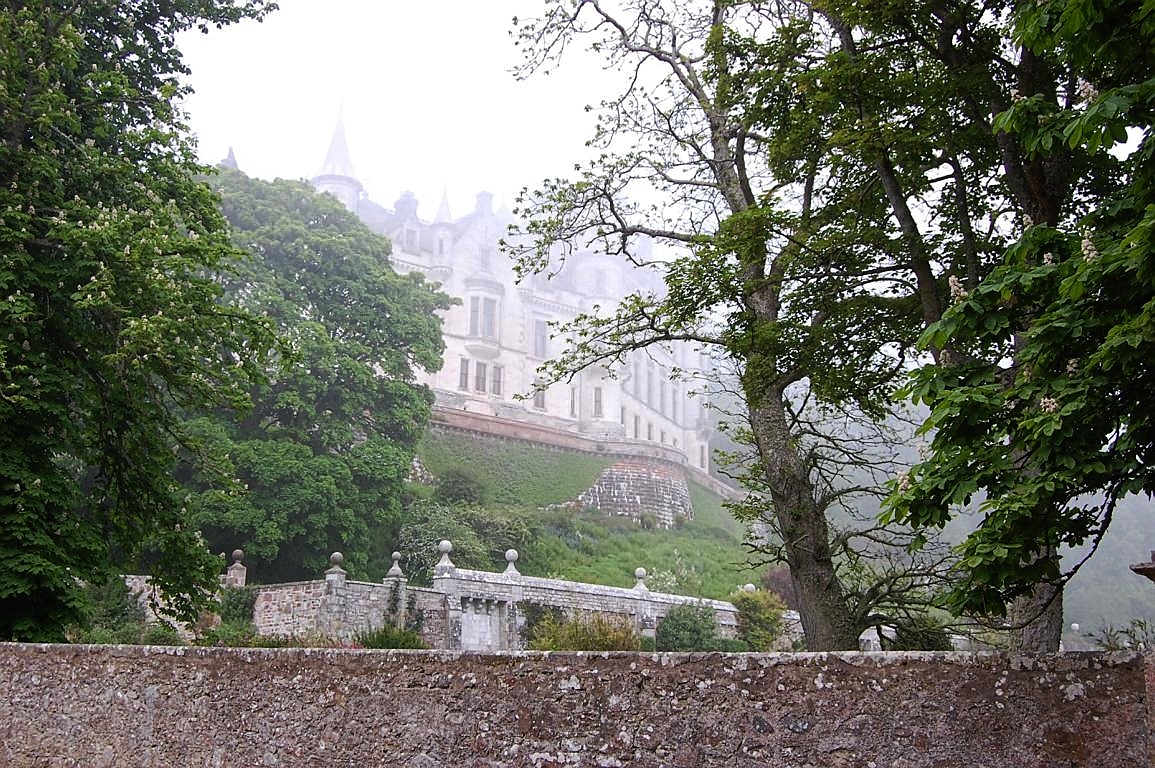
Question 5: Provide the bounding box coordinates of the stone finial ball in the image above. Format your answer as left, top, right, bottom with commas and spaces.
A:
438, 539, 453, 554
505, 549, 519, 563
635, 567, 647, 580
231, 549, 244, 564
330, 551, 344, 567
391, 551, 402, 562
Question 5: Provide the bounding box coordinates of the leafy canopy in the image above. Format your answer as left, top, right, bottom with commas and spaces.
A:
0, 0, 276, 640
185, 170, 452, 582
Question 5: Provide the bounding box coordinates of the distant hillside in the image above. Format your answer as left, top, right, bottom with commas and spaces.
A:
415, 428, 757, 600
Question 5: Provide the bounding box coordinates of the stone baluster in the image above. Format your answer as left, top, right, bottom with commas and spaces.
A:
633, 567, 648, 592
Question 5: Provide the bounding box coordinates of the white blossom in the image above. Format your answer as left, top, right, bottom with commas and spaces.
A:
1039, 396, 1060, 413
949, 275, 968, 301
1082, 237, 1098, 263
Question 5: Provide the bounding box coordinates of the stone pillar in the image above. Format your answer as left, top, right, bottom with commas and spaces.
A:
431, 541, 462, 650
384, 551, 408, 630
319, 552, 347, 638
224, 549, 247, 588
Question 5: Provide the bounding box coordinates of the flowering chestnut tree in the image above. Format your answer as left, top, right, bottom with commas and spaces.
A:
0, 0, 276, 639
887, 0, 1155, 644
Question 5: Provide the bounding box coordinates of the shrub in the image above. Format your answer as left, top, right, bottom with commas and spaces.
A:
528, 612, 641, 651
730, 588, 786, 651
655, 602, 719, 651
882, 614, 954, 651
355, 625, 427, 649
217, 586, 256, 626
434, 466, 492, 506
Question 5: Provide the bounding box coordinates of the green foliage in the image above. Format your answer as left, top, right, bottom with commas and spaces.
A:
528, 612, 642, 651
0, 0, 276, 640
1088, 617, 1155, 652
183, 171, 453, 582
880, 614, 954, 652
216, 586, 256, 626
68, 578, 184, 646
418, 430, 612, 507
730, 589, 786, 651
655, 602, 720, 652
354, 625, 427, 649
434, 466, 492, 506
398, 500, 540, 585
886, 0, 1155, 617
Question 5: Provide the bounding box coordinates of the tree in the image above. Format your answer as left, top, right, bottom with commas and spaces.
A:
182, 170, 453, 582
887, 0, 1154, 644
513, 0, 1137, 651
509, 0, 967, 650
0, 0, 276, 640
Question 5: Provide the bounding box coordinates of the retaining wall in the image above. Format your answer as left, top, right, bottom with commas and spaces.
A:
0, 645, 1148, 767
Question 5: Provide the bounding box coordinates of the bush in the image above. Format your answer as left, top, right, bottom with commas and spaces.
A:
434, 466, 492, 505
882, 614, 954, 651
217, 586, 256, 626
655, 602, 719, 651
528, 612, 641, 651
355, 625, 427, 649
730, 588, 786, 651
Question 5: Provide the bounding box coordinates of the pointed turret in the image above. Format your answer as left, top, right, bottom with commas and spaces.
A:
434, 186, 452, 224
220, 147, 238, 170
312, 117, 363, 213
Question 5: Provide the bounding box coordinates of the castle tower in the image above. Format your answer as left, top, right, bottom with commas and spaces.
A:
312, 116, 363, 213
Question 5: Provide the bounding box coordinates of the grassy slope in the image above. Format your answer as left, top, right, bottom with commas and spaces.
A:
416, 429, 756, 600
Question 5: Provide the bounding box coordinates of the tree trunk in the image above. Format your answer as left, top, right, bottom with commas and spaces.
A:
746, 395, 861, 651
1010, 582, 1064, 652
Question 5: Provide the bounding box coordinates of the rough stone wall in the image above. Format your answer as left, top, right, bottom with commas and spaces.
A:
0, 644, 1148, 768
578, 458, 694, 526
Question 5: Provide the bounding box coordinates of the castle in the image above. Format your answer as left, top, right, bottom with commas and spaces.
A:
309, 120, 717, 497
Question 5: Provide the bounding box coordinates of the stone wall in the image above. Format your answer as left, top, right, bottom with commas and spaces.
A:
246, 550, 745, 651
578, 457, 694, 526
0, 644, 1148, 767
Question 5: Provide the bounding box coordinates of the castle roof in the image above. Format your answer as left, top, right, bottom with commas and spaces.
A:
316, 116, 357, 180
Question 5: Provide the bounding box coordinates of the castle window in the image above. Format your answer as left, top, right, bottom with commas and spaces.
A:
659, 380, 667, 416
474, 361, 488, 393
405, 228, 418, 251
469, 296, 499, 339
437, 236, 446, 257
620, 406, 626, 425
647, 423, 654, 441
633, 414, 640, 438
533, 387, 546, 411
533, 319, 549, 358
699, 444, 707, 469
593, 387, 603, 418
491, 365, 503, 397
646, 364, 655, 406
458, 357, 469, 390
660, 430, 666, 444
570, 387, 578, 418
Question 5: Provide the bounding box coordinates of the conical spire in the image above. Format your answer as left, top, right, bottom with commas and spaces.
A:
221, 147, 238, 170
317, 115, 357, 180
434, 185, 452, 224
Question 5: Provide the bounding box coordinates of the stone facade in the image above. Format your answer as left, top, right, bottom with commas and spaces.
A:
308, 123, 719, 524
1, 644, 1149, 767
248, 548, 747, 651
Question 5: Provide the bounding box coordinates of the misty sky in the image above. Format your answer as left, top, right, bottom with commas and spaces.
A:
180, 1, 612, 221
